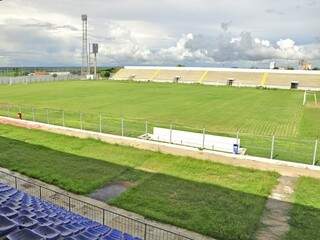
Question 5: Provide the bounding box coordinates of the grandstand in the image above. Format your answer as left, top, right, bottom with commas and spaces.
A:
0, 183, 141, 240
111, 66, 320, 90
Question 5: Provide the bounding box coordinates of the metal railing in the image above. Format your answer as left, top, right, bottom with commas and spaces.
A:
0, 170, 193, 240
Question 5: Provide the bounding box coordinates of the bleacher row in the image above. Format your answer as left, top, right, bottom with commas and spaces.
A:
0, 183, 142, 240
111, 67, 320, 89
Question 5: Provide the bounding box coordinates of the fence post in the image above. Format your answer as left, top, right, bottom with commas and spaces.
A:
236, 131, 240, 145
62, 110, 65, 127
32, 108, 35, 121
145, 121, 148, 135
313, 139, 318, 165
144, 224, 147, 240
202, 128, 206, 149
39, 186, 42, 199
80, 113, 83, 130
46, 109, 49, 124
170, 124, 173, 144
99, 113, 102, 133
270, 135, 275, 159
103, 209, 105, 225
121, 118, 124, 136
68, 196, 71, 211
14, 176, 17, 189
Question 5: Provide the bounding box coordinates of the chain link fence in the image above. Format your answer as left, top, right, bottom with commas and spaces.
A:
0, 103, 319, 166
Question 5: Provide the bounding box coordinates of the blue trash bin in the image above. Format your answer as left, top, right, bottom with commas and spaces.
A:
233, 144, 239, 154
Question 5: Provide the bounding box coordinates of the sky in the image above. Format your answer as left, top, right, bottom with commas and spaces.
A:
0, 0, 319, 68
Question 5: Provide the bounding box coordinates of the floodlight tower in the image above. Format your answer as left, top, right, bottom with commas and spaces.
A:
81, 14, 89, 76
92, 43, 99, 78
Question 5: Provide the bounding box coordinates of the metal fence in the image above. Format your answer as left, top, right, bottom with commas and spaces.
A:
0, 75, 82, 85
0, 103, 319, 166
0, 170, 193, 240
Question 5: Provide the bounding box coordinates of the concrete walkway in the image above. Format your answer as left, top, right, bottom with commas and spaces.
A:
255, 176, 297, 240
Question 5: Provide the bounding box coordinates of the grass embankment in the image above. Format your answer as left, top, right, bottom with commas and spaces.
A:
284, 177, 320, 240
0, 124, 279, 240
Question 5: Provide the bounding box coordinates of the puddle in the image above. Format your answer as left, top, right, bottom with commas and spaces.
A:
89, 182, 132, 202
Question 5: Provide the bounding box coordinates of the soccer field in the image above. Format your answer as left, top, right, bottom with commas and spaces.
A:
0, 80, 319, 164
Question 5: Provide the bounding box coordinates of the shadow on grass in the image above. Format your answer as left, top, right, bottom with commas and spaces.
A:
0, 136, 318, 240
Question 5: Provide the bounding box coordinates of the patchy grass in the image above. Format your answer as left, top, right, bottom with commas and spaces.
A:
0, 124, 279, 240
284, 177, 320, 240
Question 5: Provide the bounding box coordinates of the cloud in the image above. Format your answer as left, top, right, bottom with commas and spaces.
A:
265, 9, 284, 15
220, 21, 232, 31
0, 0, 319, 67
0, 19, 80, 66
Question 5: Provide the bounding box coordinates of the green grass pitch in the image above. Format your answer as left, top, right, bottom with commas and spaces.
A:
0, 80, 319, 164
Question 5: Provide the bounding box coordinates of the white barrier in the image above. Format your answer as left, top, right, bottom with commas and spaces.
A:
150, 127, 240, 153
0, 75, 82, 85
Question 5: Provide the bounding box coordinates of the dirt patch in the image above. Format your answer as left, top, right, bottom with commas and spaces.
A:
89, 181, 133, 202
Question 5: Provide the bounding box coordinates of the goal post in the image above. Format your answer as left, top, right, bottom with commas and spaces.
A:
303, 90, 318, 106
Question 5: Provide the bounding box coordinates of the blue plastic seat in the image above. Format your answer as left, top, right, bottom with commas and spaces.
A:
33, 210, 48, 219
12, 215, 38, 229
80, 230, 99, 239
3, 202, 20, 210
124, 233, 135, 240
53, 225, 73, 237
0, 206, 18, 219
6, 228, 44, 240
1, 189, 18, 197
64, 223, 82, 234
36, 217, 53, 227
0, 183, 141, 240
33, 226, 60, 240
18, 209, 36, 218
71, 233, 94, 240
0, 215, 17, 237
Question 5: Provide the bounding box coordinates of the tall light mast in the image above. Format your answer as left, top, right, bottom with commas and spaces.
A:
81, 14, 89, 76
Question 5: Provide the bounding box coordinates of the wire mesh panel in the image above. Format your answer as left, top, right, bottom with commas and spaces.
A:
0, 171, 15, 187
240, 133, 272, 158
46, 109, 64, 126
32, 108, 50, 124
274, 137, 315, 164
123, 119, 146, 138
16, 178, 40, 197
20, 105, 34, 121
146, 225, 193, 240
63, 111, 83, 129
81, 112, 100, 132
70, 198, 104, 224
100, 116, 122, 136
40, 188, 70, 210
103, 210, 145, 239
